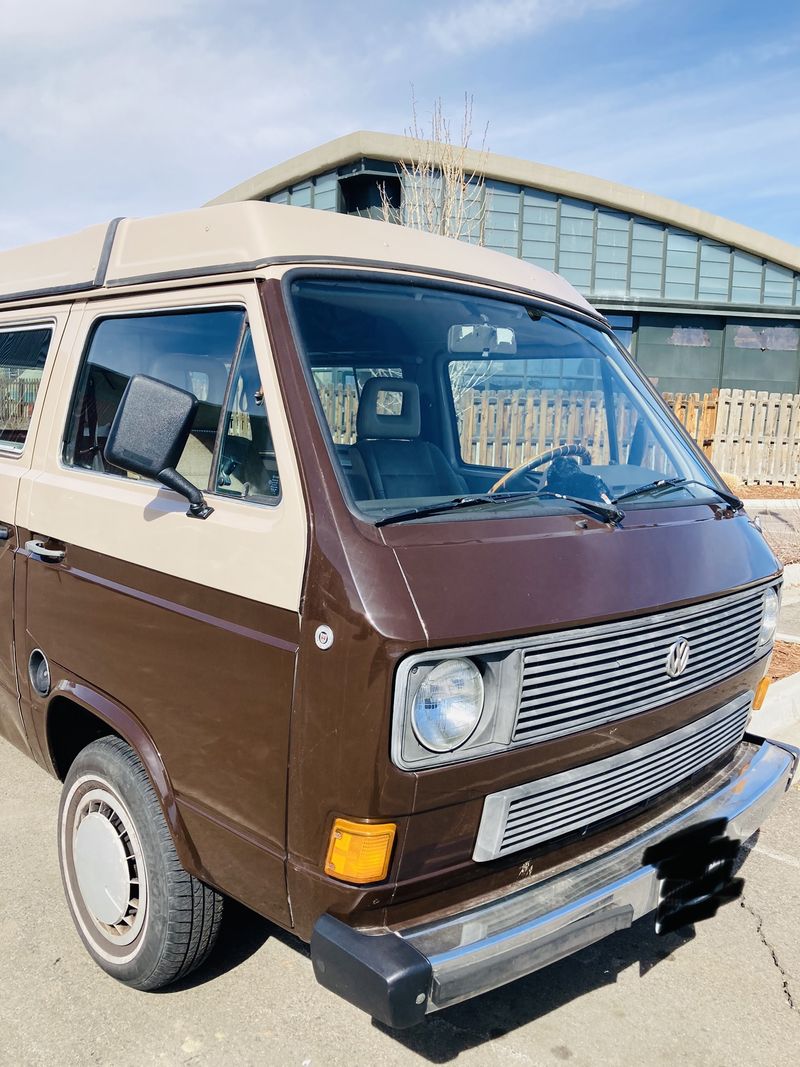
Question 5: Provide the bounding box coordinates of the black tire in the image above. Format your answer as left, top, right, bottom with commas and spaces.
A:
58, 735, 223, 990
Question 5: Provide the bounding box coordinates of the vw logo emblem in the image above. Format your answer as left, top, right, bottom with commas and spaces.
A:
665, 638, 691, 678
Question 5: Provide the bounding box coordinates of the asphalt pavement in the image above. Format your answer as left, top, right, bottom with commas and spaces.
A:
1, 738, 799, 1067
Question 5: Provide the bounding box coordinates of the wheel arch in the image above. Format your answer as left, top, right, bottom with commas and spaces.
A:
45, 681, 202, 878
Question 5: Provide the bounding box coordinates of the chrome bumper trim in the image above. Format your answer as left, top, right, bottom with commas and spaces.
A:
402, 736, 797, 1013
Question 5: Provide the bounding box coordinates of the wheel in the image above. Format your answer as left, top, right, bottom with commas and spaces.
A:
490, 442, 592, 493
58, 735, 223, 990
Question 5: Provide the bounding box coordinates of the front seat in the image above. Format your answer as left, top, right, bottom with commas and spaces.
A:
352, 377, 468, 499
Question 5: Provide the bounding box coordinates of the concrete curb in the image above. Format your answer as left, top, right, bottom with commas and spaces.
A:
744, 499, 800, 511
752, 672, 800, 774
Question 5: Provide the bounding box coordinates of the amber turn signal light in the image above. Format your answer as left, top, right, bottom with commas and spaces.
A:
753, 676, 772, 711
324, 818, 397, 884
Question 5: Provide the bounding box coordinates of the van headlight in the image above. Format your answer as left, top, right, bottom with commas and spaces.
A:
411, 659, 484, 752
759, 587, 780, 646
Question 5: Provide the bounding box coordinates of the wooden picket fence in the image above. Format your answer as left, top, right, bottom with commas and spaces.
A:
233, 381, 800, 487
711, 389, 800, 486
663, 391, 719, 456
457, 388, 716, 471
0, 376, 40, 431
456, 386, 800, 486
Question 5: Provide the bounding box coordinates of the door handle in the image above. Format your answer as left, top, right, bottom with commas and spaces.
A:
25, 539, 66, 563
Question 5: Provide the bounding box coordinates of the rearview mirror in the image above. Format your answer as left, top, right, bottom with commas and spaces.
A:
104, 374, 214, 520
448, 322, 517, 355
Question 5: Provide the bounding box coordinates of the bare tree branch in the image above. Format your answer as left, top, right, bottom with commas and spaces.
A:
380, 90, 489, 244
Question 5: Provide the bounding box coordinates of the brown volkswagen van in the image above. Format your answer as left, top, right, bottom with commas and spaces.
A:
0, 202, 795, 1027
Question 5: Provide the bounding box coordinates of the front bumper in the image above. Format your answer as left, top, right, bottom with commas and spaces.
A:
311, 735, 798, 1028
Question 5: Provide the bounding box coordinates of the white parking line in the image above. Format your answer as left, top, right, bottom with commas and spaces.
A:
743, 840, 800, 869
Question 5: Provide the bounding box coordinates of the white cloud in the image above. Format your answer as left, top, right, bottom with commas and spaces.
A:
0, 2, 796, 249
426, 0, 634, 55
496, 66, 798, 192
486, 48, 800, 240
0, 9, 392, 243
0, 0, 194, 42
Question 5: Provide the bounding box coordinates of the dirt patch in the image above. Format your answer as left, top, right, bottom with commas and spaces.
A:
718, 473, 800, 500
769, 641, 800, 681
764, 530, 800, 567
738, 484, 800, 500
751, 512, 800, 566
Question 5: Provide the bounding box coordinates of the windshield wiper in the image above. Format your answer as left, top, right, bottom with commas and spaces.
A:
614, 477, 743, 510
374, 493, 518, 527
375, 489, 624, 528
536, 490, 624, 526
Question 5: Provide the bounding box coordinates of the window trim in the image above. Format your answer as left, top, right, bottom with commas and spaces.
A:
211, 323, 283, 508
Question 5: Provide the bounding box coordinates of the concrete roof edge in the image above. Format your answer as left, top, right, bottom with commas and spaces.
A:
208, 130, 800, 273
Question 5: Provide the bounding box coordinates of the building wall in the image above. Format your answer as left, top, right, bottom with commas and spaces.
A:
263, 160, 800, 396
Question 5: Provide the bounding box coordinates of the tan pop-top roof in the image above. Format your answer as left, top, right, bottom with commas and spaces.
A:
0, 201, 595, 315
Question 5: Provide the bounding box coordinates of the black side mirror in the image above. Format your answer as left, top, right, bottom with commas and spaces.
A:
104, 374, 214, 520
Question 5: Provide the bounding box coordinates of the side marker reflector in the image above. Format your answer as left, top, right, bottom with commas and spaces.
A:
325, 818, 397, 885
753, 676, 771, 711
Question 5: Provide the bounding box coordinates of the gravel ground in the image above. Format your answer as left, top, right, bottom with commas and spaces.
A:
747, 505, 800, 567
738, 485, 800, 500
770, 642, 800, 680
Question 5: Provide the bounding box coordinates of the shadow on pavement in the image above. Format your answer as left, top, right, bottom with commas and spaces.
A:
162, 838, 760, 1040
161, 899, 309, 992
374, 917, 696, 1063
164, 899, 699, 1053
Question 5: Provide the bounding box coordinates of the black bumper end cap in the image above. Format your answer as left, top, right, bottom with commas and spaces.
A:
310, 913, 431, 1029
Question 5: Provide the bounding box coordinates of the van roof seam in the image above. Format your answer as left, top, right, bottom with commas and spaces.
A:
93, 217, 125, 287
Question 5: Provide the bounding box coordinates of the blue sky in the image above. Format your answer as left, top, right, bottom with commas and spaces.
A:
0, 0, 797, 250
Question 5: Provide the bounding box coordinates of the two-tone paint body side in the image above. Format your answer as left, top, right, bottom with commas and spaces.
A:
260, 275, 782, 941
0, 301, 76, 757
12, 281, 308, 928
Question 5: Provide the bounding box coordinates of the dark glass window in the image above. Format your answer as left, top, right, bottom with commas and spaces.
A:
0, 326, 52, 451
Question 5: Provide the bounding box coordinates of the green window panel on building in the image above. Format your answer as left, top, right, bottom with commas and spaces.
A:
636, 314, 725, 395
397, 172, 800, 310
483, 180, 520, 253
634, 314, 800, 395
260, 158, 800, 397
268, 171, 339, 211
264, 165, 800, 315
595, 209, 629, 297
698, 241, 731, 302
721, 320, 800, 393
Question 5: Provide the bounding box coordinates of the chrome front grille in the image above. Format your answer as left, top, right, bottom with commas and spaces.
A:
474, 694, 752, 861
513, 585, 768, 746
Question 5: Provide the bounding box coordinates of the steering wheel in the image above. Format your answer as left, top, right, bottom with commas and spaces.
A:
490, 443, 591, 494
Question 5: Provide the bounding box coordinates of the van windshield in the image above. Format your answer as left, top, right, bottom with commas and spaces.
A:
289, 276, 726, 524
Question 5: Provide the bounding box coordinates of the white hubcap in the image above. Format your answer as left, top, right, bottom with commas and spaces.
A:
63, 781, 149, 957
74, 811, 130, 925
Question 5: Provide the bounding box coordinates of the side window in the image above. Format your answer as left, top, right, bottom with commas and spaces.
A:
213, 328, 280, 503
65, 308, 246, 490
0, 326, 52, 452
